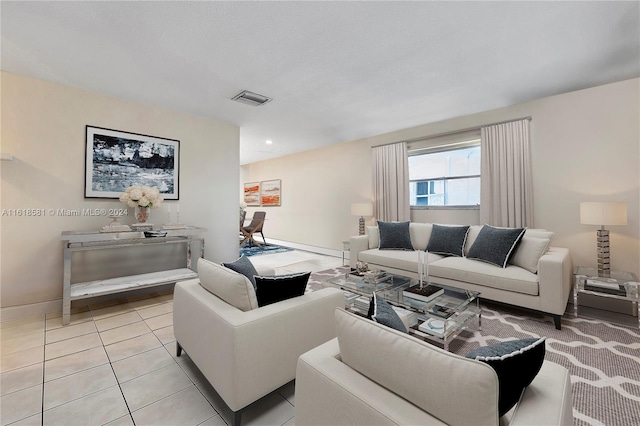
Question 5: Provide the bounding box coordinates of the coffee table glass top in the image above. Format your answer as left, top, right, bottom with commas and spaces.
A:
326, 271, 411, 296
325, 271, 482, 350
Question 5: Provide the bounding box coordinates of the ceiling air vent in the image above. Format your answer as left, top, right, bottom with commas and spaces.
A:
231, 90, 272, 107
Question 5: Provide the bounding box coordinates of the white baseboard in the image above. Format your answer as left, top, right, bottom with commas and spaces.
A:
0, 284, 176, 323
266, 238, 347, 260
0, 299, 62, 322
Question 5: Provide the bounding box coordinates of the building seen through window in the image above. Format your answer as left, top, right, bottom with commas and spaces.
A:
409, 142, 480, 207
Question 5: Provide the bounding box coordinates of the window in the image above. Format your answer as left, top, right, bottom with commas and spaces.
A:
408, 138, 481, 208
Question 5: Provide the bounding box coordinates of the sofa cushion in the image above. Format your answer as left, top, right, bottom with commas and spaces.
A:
222, 255, 259, 289
254, 272, 310, 307
466, 227, 552, 256
429, 257, 539, 295
358, 249, 444, 274
366, 225, 380, 248
335, 308, 500, 426
509, 236, 552, 273
466, 337, 546, 416
378, 221, 414, 250
197, 258, 258, 311
426, 224, 470, 257
464, 225, 484, 255
466, 225, 526, 268
367, 293, 407, 333
366, 223, 433, 251
409, 222, 433, 251
523, 228, 554, 241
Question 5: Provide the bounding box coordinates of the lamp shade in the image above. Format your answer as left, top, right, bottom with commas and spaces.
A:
580, 202, 627, 226
351, 203, 373, 217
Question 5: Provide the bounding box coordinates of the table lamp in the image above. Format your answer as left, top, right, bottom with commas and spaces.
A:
580, 202, 627, 277
351, 203, 373, 235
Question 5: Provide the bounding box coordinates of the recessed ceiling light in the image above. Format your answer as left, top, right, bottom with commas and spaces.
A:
265, 140, 273, 145
231, 90, 273, 107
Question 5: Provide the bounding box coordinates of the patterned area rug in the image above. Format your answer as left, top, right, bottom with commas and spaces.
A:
239, 244, 293, 257
308, 267, 640, 426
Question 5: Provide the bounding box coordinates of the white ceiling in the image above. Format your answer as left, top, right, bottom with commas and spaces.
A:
2, 1, 638, 165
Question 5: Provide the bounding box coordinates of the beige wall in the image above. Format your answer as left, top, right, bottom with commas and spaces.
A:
242, 78, 640, 277
1, 72, 240, 310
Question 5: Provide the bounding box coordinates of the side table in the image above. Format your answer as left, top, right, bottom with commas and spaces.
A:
573, 266, 639, 328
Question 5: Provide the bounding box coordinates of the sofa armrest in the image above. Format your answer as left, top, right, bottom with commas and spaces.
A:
537, 247, 573, 316
508, 361, 573, 426
173, 281, 344, 412
349, 235, 370, 268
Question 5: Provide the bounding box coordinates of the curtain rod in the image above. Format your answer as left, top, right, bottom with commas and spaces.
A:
372, 115, 532, 148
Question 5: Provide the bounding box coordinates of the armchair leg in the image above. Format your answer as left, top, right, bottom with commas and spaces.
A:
232, 410, 242, 426
176, 342, 183, 357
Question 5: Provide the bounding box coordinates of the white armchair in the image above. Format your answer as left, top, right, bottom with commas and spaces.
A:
173, 259, 344, 426
296, 309, 573, 426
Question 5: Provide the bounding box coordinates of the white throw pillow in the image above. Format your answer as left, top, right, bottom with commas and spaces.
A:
197, 258, 258, 311
509, 236, 552, 273
409, 222, 433, 251
366, 226, 380, 249
524, 228, 554, 242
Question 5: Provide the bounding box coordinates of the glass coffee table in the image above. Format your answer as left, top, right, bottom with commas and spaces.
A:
325, 271, 481, 351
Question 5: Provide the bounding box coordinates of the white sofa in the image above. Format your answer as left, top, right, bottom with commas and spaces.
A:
173, 258, 345, 426
350, 223, 573, 329
296, 309, 574, 426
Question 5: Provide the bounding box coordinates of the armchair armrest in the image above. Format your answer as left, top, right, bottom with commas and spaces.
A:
537, 247, 573, 317
349, 235, 370, 268
173, 281, 344, 412
508, 361, 573, 426
296, 339, 438, 426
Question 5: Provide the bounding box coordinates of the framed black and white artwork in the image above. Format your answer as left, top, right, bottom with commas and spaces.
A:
85, 126, 180, 199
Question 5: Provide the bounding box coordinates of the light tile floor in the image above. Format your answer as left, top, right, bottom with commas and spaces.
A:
1, 250, 343, 426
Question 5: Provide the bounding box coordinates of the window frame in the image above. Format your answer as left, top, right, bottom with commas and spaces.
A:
408, 135, 481, 210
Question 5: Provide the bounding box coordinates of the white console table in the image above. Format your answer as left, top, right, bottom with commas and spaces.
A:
61, 227, 205, 325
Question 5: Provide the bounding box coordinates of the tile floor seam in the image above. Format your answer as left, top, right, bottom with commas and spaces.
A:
128, 383, 210, 418
115, 356, 180, 385
191, 380, 226, 421
124, 375, 196, 415
110, 363, 136, 425
40, 316, 45, 426
42, 380, 120, 414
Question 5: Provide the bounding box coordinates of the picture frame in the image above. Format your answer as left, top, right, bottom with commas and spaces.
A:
85, 126, 180, 199
260, 179, 281, 206
244, 182, 261, 206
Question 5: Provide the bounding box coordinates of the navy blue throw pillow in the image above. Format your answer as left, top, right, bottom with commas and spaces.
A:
467, 225, 526, 268
254, 272, 310, 307
466, 337, 546, 416
222, 255, 259, 289
426, 224, 470, 257
367, 293, 407, 333
378, 221, 414, 251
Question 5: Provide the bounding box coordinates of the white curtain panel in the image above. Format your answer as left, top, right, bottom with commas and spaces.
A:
480, 119, 533, 228
372, 142, 410, 222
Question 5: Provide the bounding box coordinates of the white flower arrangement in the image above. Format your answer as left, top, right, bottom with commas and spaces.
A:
119, 185, 163, 209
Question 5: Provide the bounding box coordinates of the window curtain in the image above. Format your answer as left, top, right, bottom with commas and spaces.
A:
480, 119, 533, 227
372, 142, 410, 222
